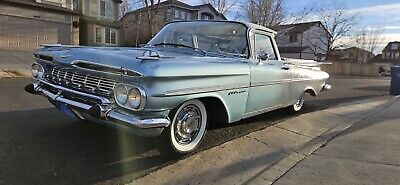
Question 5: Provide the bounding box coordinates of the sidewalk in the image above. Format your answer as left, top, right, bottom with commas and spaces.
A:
128, 95, 400, 185
0, 49, 33, 78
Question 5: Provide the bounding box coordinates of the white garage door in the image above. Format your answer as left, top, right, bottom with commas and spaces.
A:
0, 15, 71, 51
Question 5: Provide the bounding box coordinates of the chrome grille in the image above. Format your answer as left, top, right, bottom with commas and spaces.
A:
50, 67, 117, 96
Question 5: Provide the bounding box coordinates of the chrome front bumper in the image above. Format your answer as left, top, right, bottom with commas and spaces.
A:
28, 79, 170, 130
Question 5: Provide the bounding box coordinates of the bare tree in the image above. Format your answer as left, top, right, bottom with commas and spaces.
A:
141, 0, 162, 38
315, 0, 360, 58
346, 26, 384, 62
357, 26, 384, 54
242, 0, 314, 28
202, 0, 240, 14
244, 0, 286, 28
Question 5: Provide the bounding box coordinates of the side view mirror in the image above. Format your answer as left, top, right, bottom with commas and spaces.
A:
258, 53, 269, 61
257, 53, 269, 63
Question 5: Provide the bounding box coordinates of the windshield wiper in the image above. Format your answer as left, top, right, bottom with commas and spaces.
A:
153, 43, 206, 55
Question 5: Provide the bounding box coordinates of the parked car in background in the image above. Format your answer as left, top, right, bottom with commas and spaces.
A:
25, 20, 331, 153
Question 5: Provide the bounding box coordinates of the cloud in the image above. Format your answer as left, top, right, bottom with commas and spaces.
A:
385, 26, 400, 30
350, 3, 400, 19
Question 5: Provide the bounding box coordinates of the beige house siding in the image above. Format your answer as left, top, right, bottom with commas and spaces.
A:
78, 0, 121, 46
0, 2, 79, 51
0, 4, 72, 23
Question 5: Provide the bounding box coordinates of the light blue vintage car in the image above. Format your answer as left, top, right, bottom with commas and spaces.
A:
25, 21, 330, 153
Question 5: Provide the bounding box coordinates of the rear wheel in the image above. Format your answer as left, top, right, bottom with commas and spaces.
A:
160, 99, 208, 154
287, 93, 305, 113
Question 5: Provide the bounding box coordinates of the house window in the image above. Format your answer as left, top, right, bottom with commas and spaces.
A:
186, 12, 191, 20
100, 0, 106, 16
95, 27, 102, 43
289, 34, 298, 42
72, 0, 79, 10
105, 28, 116, 44
110, 29, 116, 44
105, 28, 110, 43
201, 13, 213, 20
174, 9, 180, 19
391, 43, 399, 50
181, 11, 186, 19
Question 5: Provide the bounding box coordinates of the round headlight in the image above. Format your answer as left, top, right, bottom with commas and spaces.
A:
115, 84, 128, 104
31, 63, 44, 79
128, 88, 141, 109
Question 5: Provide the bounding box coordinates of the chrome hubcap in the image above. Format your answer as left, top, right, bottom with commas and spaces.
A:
174, 105, 202, 144
295, 95, 304, 108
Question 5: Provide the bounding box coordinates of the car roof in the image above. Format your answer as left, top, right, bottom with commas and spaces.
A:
168, 20, 277, 34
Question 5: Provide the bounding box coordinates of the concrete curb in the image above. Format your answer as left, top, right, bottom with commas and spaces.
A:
246, 95, 400, 185
128, 95, 399, 185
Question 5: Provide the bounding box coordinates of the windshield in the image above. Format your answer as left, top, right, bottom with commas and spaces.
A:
147, 21, 249, 58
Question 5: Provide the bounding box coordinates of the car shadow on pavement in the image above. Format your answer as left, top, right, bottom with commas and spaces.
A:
0, 108, 179, 185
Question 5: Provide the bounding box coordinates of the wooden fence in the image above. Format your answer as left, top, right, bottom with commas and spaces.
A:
320, 61, 384, 77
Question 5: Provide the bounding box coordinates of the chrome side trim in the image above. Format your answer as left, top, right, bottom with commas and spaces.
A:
38, 79, 111, 104
251, 79, 291, 87
154, 78, 315, 97
291, 78, 312, 82
251, 78, 313, 87
153, 83, 249, 97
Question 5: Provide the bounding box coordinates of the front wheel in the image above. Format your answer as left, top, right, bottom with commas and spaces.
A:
161, 99, 208, 154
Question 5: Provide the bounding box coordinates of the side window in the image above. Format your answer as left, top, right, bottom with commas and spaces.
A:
254, 34, 276, 60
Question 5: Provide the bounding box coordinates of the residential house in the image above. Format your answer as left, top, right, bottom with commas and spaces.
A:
120, 0, 227, 46
0, 0, 80, 51
371, 42, 400, 71
275, 21, 331, 61
382, 41, 400, 60
330, 47, 375, 63
75, 0, 122, 46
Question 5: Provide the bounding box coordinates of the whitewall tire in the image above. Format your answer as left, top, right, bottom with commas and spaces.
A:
167, 99, 208, 153
287, 93, 305, 113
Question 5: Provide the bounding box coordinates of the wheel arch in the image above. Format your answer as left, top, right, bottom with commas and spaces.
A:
197, 96, 229, 124
170, 95, 230, 124
304, 86, 317, 97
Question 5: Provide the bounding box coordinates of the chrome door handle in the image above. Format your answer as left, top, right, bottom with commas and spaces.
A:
281, 65, 290, 70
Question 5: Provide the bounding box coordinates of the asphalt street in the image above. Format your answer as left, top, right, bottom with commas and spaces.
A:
0, 77, 390, 185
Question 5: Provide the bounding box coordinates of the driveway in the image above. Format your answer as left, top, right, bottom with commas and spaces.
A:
0, 49, 33, 77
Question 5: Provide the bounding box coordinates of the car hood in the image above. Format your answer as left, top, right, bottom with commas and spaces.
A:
34, 46, 250, 78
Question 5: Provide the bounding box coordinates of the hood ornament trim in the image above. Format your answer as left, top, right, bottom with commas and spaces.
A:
137, 50, 160, 60
71, 60, 144, 77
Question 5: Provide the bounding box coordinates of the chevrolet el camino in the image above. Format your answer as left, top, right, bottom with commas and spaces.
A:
25, 21, 331, 153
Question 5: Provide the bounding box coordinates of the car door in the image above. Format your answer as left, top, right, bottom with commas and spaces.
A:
244, 32, 292, 117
